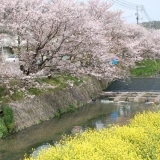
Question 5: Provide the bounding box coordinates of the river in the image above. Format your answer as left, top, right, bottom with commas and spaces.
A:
0, 99, 158, 160
106, 77, 160, 92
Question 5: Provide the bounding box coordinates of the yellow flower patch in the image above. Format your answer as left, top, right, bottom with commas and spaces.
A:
24, 111, 160, 160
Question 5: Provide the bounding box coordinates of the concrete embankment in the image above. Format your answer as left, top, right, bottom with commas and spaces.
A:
9, 77, 108, 131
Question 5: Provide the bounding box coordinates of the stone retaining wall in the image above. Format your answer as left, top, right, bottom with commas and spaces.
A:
9, 77, 107, 131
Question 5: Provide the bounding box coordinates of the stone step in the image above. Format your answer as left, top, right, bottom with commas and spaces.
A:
102, 92, 160, 104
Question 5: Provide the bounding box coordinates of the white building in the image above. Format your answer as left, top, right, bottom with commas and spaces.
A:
0, 33, 17, 59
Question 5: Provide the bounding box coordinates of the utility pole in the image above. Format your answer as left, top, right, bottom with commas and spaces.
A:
136, 6, 139, 24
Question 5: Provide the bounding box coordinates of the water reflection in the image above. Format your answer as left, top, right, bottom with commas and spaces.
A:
71, 126, 83, 135
0, 101, 157, 160
95, 120, 105, 130
32, 143, 51, 159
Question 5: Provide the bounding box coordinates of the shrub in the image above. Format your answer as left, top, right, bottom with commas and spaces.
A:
67, 105, 77, 112
0, 118, 8, 138
2, 104, 14, 132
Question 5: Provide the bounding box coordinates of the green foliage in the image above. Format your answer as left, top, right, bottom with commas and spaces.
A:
0, 96, 10, 103
67, 105, 77, 112
0, 81, 24, 103
0, 105, 14, 138
37, 119, 43, 124
10, 91, 25, 101
0, 85, 7, 97
28, 88, 43, 95
36, 77, 60, 86
56, 84, 67, 90
54, 104, 78, 119
2, 104, 14, 132
36, 73, 82, 91
130, 59, 160, 76
0, 118, 8, 138
64, 74, 83, 85
0, 73, 83, 104
54, 108, 63, 118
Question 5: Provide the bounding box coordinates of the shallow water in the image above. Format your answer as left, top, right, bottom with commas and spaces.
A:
106, 77, 160, 92
0, 100, 158, 160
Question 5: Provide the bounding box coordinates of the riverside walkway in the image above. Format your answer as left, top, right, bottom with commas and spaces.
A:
103, 78, 160, 104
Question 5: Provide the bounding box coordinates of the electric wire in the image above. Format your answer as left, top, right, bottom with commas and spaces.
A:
108, 0, 153, 22
117, 0, 139, 7
109, 0, 136, 10
142, 6, 152, 21
123, 14, 136, 18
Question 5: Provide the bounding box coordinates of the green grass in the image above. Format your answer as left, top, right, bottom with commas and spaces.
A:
0, 118, 8, 138
0, 104, 14, 138
0, 96, 10, 103
36, 77, 60, 86
63, 74, 83, 85
0, 80, 25, 103
0, 73, 83, 104
28, 88, 44, 96
54, 108, 63, 118
67, 104, 77, 112
10, 91, 25, 101
0, 85, 10, 103
2, 104, 14, 132
36, 73, 82, 86
130, 59, 160, 76
36, 73, 82, 91
0, 85, 8, 97
54, 104, 78, 118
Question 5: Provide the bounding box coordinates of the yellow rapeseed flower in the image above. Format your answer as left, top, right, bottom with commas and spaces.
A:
24, 111, 160, 160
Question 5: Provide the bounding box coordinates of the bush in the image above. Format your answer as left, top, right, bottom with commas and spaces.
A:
0, 118, 8, 138
67, 105, 77, 112
2, 104, 14, 132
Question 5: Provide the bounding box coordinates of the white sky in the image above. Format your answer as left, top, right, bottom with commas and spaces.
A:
108, 0, 160, 24
79, 0, 160, 24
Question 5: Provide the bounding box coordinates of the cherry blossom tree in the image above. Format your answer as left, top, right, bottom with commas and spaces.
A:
1, 0, 160, 80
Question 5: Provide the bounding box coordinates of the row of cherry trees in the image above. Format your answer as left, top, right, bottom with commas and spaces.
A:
0, 0, 160, 80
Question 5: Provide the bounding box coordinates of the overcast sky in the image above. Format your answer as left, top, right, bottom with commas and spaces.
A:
79, 0, 160, 24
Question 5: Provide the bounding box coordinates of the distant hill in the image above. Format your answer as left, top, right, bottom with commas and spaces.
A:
141, 21, 160, 29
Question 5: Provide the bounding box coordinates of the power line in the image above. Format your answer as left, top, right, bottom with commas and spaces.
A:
142, 6, 152, 21
108, 0, 142, 10
118, 0, 139, 7
123, 14, 135, 18
115, 0, 137, 8
108, 0, 153, 23
109, 0, 136, 10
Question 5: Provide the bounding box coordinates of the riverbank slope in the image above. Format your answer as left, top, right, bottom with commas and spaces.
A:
8, 76, 108, 131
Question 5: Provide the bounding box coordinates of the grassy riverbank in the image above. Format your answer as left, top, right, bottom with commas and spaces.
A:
0, 73, 84, 137
130, 59, 160, 77
25, 111, 160, 160
0, 73, 83, 104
